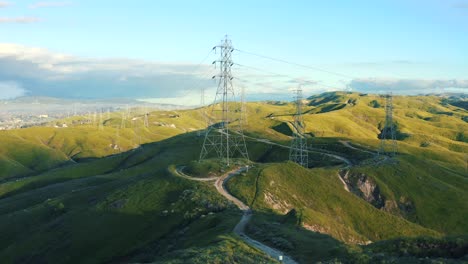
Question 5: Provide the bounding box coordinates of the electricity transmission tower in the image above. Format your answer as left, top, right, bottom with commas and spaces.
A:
143, 106, 149, 128
121, 111, 126, 129
99, 108, 104, 130
197, 87, 207, 136
92, 111, 97, 126
199, 36, 249, 166
240, 85, 247, 125
289, 87, 308, 167
132, 118, 140, 147
378, 93, 397, 156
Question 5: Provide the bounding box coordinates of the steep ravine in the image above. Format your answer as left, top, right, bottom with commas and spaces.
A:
338, 170, 400, 214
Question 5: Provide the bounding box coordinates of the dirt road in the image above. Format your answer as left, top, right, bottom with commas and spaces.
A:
175, 166, 297, 263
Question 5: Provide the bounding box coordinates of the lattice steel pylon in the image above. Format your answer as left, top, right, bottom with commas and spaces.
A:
289, 87, 308, 167
378, 93, 397, 156
199, 36, 249, 166
121, 111, 126, 129
143, 106, 149, 128
99, 108, 104, 130
197, 86, 208, 137
240, 85, 247, 125
93, 111, 97, 126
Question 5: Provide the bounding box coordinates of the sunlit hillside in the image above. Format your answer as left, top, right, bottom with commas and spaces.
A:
0, 92, 466, 263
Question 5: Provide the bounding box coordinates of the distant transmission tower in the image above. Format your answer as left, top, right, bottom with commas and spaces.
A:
144, 106, 149, 128
121, 111, 126, 129
197, 87, 208, 136
199, 36, 249, 165
93, 111, 97, 126
240, 85, 247, 125
99, 108, 104, 130
132, 119, 139, 147
289, 87, 308, 167
379, 93, 397, 156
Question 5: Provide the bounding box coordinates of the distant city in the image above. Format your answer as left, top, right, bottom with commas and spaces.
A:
0, 97, 190, 130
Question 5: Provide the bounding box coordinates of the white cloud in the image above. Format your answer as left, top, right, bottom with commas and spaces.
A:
0, 43, 212, 76
0, 43, 215, 99
0, 1, 12, 8
0, 17, 41, 23
29, 1, 72, 8
139, 87, 216, 106
349, 78, 468, 94
0, 81, 28, 99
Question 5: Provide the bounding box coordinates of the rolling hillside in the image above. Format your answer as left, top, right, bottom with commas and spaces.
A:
0, 92, 466, 263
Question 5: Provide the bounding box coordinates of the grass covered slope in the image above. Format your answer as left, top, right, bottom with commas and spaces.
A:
0, 133, 277, 264
0, 92, 466, 263
0, 109, 206, 179
227, 162, 439, 244
262, 92, 467, 153
349, 155, 468, 235
2, 92, 466, 180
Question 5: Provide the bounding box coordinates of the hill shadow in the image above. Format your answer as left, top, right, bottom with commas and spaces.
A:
244, 210, 350, 263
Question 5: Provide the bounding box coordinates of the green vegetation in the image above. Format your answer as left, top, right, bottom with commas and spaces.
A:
364, 236, 468, 259
184, 159, 226, 178
154, 235, 278, 263
227, 162, 439, 243
245, 210, 350, 263
0, 92, 466, 263
0, 132, 275, 263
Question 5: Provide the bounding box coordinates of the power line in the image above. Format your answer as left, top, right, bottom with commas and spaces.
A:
234, 48, 356, 79
234, 48, 433, 93
233, 63, 342, 91
173, 48, 217, 100
177, 68, 217, 100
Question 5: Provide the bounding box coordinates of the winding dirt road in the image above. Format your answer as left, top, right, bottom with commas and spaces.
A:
175, 166, 297, 264
175, 166, 218, 182
240, 133, 353, 167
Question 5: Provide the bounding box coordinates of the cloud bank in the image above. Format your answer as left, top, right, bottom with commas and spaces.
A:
349, 78, 468, 94
0, 17, 41, 23
29, 1, 72, 9
0, 81, 28, 99
0, 43, 214, 102
0, 1, 12, 8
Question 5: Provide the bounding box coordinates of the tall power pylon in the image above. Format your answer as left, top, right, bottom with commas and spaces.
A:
379, 93, 397, 156
289, 87, 308, 167
240, 85, 247, 125
199, 36, 249, 166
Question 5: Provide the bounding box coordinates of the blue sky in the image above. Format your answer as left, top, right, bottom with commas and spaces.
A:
0, 0, 467, 102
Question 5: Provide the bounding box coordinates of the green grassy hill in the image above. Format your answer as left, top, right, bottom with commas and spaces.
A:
227, 162, 440, 243
0, 133, 277, 263
0, 92, 466, 263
